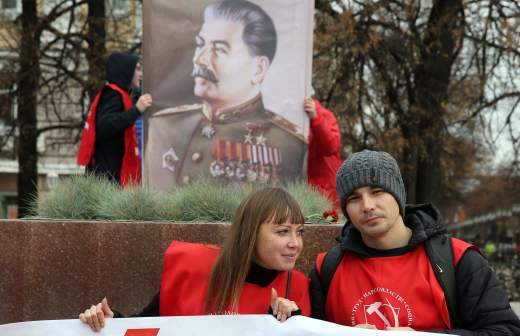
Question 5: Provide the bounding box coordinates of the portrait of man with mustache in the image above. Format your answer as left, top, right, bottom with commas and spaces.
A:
144, 0, 308, 190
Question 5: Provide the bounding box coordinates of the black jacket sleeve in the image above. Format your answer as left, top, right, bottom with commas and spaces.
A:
95, 88, 140, 140
309, 266, 327, 320
112, 292, 160, 318
439, 249, 520, 335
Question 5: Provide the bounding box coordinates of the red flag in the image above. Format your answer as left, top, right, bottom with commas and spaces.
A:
124, 328, 160, 336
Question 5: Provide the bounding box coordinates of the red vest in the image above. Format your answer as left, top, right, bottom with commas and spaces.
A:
77, 83, 141, 187
160, 241, 311, 316
317, 238, 473, 331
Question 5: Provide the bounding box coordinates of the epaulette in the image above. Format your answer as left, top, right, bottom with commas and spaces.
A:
151, 103, 203, 118
264, 109, 308, 144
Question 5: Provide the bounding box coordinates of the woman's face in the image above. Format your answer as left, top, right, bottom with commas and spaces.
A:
254, 219, 304, 271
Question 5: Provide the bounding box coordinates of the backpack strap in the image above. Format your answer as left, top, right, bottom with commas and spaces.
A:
319, 245, 344, 300
425, 234, 459, 328
319, 235, 458, 327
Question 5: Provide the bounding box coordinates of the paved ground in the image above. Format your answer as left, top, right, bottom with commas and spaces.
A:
512, 302, 520, 317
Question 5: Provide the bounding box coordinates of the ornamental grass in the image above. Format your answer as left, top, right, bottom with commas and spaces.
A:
33, 173, 117, 219
167, 178, 246, 222
96, 186, 172, 221
285, 182, 336, 223
31, 175, 335, 223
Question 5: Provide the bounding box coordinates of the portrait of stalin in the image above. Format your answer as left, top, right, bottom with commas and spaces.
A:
145, 0, 307, 190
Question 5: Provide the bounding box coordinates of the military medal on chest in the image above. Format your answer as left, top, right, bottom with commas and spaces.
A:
201, 124, 216, 139
161, 147, 179, 172
209, 123, 282, 184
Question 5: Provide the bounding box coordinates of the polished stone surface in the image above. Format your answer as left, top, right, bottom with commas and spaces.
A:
0, 220, 340, 324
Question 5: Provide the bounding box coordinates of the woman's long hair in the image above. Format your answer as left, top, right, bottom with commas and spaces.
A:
204, 187, 304, 313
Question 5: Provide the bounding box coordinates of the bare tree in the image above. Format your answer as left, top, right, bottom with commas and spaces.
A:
1, 0, 141, 217
86, 0, 106, 100
16, 0, 40, 217
314, 0, 520, 205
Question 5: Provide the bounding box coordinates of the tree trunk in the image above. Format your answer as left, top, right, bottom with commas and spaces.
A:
17, 0, 40, 217
400, 127, 418, 204
402, 0, 464, 205
86, 0, 106, 100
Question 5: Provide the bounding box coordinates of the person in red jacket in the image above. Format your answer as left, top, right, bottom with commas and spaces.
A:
77, 52, 152, 187
304, 97, 342, 208
79, 187, 311, 332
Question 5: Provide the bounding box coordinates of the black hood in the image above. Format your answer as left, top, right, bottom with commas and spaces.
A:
339, 203, 447, 257
105, 52, 138, 91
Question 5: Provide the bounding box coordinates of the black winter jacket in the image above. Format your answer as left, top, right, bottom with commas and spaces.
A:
86, 52, 141, 182
309, 203, 520, 335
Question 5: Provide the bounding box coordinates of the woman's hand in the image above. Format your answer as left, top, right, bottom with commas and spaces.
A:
79, 297, 114, 332
270, 288, 299, 322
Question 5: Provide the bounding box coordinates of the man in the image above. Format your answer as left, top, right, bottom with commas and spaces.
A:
304, 97, 342, 208
310, 150, 520, 334
78, 52, 152, 186
145, 0, 306, 190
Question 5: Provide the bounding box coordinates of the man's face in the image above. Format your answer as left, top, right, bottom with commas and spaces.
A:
192, 19, 268, 111
345, 186, 402, 246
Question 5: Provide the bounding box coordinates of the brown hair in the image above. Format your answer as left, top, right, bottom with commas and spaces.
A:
204, 187, 304, 313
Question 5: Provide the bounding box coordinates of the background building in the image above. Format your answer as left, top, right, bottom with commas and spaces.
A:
0, 0, 142, 217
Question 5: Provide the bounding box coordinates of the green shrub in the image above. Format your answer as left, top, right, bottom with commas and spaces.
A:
97, 186, 170, 221
33, 175, 336, 223
169, 178, 245, 222
33, 173, 117, 219
285, 182, 334, 223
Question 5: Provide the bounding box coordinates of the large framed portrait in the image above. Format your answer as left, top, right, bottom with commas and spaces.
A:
143, 0, 314, 190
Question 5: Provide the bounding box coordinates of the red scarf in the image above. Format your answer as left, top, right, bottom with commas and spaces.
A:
77, 83, 141, 187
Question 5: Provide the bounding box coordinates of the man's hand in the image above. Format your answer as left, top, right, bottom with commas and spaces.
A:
354, 324, 377, 329
386, 327, 415, 331
270, 288, 299, 322
79, 297, 114, 332
303, 97, 317, 119
136, 93, 153, 113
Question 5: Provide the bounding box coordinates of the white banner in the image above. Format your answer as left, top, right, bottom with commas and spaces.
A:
0, 315, 448, 336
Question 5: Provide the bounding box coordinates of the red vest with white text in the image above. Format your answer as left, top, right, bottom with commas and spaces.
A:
160, 241, 311, 316
317, 238, 473, 331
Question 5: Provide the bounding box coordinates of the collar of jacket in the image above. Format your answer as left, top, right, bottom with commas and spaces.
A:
246, 262, 279, 287
202, 94, 264, 124
339, 203, 447, 257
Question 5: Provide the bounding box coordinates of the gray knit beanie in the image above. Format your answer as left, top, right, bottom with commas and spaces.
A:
336, 150, 406, 219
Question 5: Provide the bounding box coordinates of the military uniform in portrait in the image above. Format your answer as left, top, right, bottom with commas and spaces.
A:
145, 95, 307, 190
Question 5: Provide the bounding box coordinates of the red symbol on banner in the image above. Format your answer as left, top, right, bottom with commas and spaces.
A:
124, 328, 160, 336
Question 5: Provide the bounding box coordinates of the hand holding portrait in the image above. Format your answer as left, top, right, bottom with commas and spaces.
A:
303, 97, 317, 119
137, 93, 153, 113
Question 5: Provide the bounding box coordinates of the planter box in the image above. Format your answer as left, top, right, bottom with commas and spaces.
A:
0, 220, 341, 324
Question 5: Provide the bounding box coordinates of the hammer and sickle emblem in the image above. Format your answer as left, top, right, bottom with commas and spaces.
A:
366, 299, 400, 328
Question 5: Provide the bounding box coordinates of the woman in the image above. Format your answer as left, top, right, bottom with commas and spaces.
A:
80, 187, 310, 331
